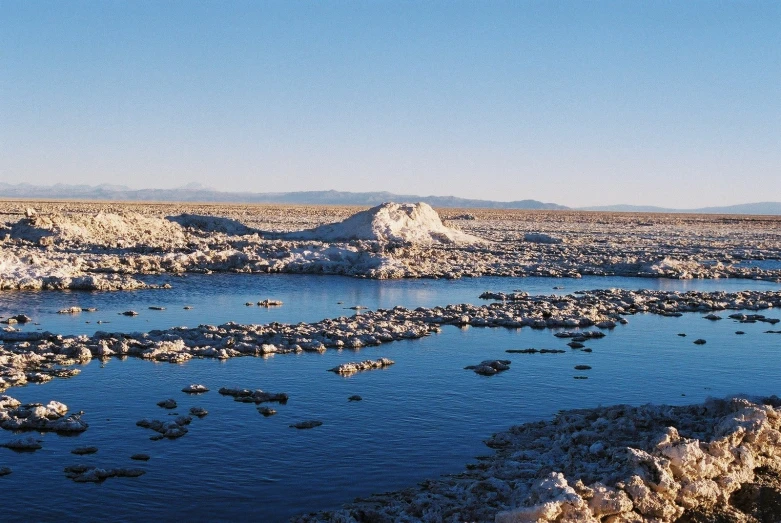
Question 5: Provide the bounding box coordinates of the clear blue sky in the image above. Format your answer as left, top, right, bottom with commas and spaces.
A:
1, 1, 779, 207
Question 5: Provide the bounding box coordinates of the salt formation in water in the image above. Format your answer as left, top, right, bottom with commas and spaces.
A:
64, 464, 145, 483
290, 420, 323, 429
72, 446, 99, 455
1, 288, 780, 391
0, 396, 88, 433
0, 251, 148, 291
296, 396, 781, 522
464, 359, 512, 376
328, 358, 395, 375
136, 416, 191, 440
189, 407, 208, 418
2, 436, 42, 451
218, 387, 289, 404
282, 202, 483, 245
181, 384, 209, 394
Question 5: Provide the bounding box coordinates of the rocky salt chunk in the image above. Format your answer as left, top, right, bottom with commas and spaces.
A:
294, 396, 781, 522
290, 420, 323, 430
465, 359, 511, 376
328, 358, 395, 375
181, 384, 209, 394
156, 398, 177, 409
2, 436, 42, 451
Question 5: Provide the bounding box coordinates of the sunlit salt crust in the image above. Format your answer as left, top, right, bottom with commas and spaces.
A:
1, 200, 781, 520
0, 201, 779, 289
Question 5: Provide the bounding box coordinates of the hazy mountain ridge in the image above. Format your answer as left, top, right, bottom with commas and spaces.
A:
0, 183, 566, 210
1, 183, 779, 214
581, 202, 781, 215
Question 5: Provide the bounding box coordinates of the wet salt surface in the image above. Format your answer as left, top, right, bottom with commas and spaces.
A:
0, 275, 780, 521
1, 273, 779, 336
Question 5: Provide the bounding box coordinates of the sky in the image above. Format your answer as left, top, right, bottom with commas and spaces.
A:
1, 1, 779, 208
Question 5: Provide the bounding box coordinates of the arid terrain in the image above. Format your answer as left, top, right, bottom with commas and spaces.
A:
1, 199, 781, 522
1, 200, 780, 291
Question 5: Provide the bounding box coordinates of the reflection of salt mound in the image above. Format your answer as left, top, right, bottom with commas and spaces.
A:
10, 212, 187, 249
283, 202, 483, 244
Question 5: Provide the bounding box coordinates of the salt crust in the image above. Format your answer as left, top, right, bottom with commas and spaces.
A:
293, 396, 781, 523
1, 202, 780, 289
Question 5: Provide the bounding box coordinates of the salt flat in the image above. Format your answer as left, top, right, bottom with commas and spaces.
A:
1, 200, 779, 291
0, 199, 780, 521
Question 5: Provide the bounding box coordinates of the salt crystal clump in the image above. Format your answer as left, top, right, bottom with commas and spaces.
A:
295, 396, 781, 522
328, 358, 395, 375
0, 251, 148, 291
9, 211, 188, 249
282, 202, 484, 245
0, 396, 87, 433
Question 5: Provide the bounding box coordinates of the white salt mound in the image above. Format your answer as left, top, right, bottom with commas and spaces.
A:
10, 212, 187, 249
282, 202, 483, 245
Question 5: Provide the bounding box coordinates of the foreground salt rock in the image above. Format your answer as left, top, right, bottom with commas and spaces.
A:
328, 358, 395, 375
294, 396, 781, 523
189, 407, 208, 418
181, 384, 209, 394
290, 420, 323, 429
0, 396, 88, 433
64, 464, 145, 482
72, 446, 99, 455
281, 202, 484, 245
465, 359, 511, 376
1, 436, 42, 451
218, 387, 289, 404
136, 416, 191, 439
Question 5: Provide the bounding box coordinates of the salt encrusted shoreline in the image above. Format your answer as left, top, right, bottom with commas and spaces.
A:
1, 201, 780, 521
1, 202, 780, 290
1, 288, 779, 392
292, 396, 781, 522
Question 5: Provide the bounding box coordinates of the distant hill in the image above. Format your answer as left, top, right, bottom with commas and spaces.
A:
580, 202, 781, 215
0, 183, 566, 210
1, 182, 779, 214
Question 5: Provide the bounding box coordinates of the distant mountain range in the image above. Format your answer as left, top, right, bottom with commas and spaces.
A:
0, 182, 565, 210
579, 202, 781, 215
0, 182, 779, 215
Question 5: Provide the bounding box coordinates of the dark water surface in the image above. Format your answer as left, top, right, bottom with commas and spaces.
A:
0, 274, 780, 522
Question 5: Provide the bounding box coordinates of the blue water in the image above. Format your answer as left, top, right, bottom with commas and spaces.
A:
1, 273, 778, 336
0, 274, 780, 522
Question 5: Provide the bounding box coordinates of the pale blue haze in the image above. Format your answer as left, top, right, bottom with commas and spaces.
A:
1, 1, 779, 207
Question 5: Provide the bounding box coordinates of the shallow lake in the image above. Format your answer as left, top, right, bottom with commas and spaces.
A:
0, 274, 780, 522
2, 273, 779, 336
